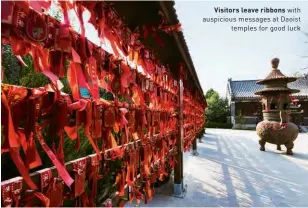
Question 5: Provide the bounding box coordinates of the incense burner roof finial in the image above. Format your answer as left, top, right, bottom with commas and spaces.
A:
271, 58, 279, 70
255, 58, 299, 94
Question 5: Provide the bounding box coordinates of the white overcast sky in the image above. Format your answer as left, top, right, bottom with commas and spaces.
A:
174, 1, 308, 97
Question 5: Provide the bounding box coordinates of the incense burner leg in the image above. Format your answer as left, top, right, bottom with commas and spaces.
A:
285, 141, 294, 155
259, 139, 266, 151
277, 145, 282, 151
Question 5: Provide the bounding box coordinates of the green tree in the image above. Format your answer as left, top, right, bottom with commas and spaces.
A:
205, 88, 216, 99
2, 44, 22, 85
205, 89, 229, 123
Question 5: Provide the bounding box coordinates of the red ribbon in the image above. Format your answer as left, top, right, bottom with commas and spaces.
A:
84, 102, 102, 160
86, 57, 100, 99
35, 125, 74, 188
30, 45, 59, 83
67, 62, 82, 101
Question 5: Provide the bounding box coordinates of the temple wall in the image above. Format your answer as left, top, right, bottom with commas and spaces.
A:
230, 100, 308, 127
230, 102, 260, 128
235, 102, 260, 117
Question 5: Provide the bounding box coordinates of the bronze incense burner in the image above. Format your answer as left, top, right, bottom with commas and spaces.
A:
255, 58, 299, 155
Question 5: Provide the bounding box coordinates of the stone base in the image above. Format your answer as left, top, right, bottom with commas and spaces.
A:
173, 180, 187, 198
191, 149, 199, 156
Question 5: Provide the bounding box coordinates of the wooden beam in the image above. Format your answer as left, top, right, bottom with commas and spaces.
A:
1, 131, 176, 191
158, 1, 205, 104
173, 76, 184, 197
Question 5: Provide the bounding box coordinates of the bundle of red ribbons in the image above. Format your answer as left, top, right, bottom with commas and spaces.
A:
1, 1, 206, 207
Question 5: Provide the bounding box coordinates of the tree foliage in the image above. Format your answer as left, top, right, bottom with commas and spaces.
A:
205, 88, 229, 123
2, 43, 51, 88
2, 44, 22, 85
205, 88, 216, 100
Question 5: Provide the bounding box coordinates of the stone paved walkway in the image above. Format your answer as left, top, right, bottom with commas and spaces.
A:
126, 129, 308, 207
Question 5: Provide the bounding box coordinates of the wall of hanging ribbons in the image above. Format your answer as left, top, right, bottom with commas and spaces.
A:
1, 1, 206, 207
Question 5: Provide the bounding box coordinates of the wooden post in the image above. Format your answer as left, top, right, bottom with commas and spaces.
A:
192, 105, 199, 156
173, 78, 185, 198
192, 138, 197, 151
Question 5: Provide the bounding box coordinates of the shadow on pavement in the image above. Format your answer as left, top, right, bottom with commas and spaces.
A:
126, 129, 308, 207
